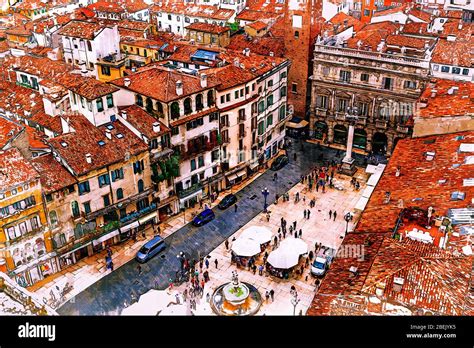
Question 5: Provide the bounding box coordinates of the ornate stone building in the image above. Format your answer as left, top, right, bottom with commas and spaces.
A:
309, 38, 430, 157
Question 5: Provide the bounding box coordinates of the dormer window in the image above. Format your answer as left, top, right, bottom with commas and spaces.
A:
425, 151, 435, 161
450, 191, 465, 201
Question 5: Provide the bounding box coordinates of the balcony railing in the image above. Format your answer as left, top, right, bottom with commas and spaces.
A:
335, 112, 346, 121
314, 45, 430, 68
177, 182, 203, 199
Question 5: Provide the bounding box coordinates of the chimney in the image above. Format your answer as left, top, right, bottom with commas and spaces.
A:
152, 122, 160, 133
121, 110, 128, 119
176, 80, 183, 96
53, 17, 58, 26
61, 117, 71, 134
105, 129, 112, 139
393, 277, 404, 292
269, 51, 274, 57
234, 58, 240, 67
85, 153, 92, 164
200, 73, 207, 88
124, 77, 131, 87
244, 47, 250, 56
430, 89, 437, 98
458, 20, 463, 30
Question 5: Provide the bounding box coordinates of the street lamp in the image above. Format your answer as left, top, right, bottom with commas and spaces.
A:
261, 187, 269, 213
180, 207, 185, 223
291, 290, 300, 316
344, 212, 352, 235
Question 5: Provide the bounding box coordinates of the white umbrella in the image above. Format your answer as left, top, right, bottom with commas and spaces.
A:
158, 304, 189, 316
231, 238, 261, 257
267, 249, 299, 269
239, 226, 272, 244
279, 238, 308, 255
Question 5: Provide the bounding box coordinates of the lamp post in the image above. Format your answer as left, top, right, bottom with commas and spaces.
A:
340, 107, 364, 176
344, 212, 352, 235
261, 187, 269, 213
291, 290, 300, 316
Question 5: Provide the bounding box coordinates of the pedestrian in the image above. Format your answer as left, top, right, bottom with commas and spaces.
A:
157, 225, 161, 234
307, 210, 311, 219
258, 264, 264, 276
199, 199, 203, 208
274, 236, 278, 246
282, 229, 286, 238
266, 212, 270, 222
265, 291, 270, 302
203, 270, 209, 282
252, 264, 257, 275
333, 211, 337, 221
303, 210, 307, 219
199, 259, 203, 270
309, 250, 314, 261
214, 258, 218, 269
278, 232, 282, 241
137, 264, 142, 275
293, 220, 297, 229
183, 289, 188, 302
299, 229, 302, 238
225, 239, 229, 250
329, 210, 332, 219
294, 232, 298, 239
110, 261, 114, 271
206, 292, 210, 303
141, 229, 146, 239
107, 246, 112, 257
289, 225, 293, 235
234, 204, 238, 212
205, 258, 209, 269
293, 152, 297, 161
175, 293, 181, 304
269, 289, 275, 302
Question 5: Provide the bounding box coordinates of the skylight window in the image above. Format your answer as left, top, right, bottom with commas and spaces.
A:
61, 141, 68, 147
116, 133, 124, 139
106, 124, 114, 130
98, 140, 106, 146
450, 191, 465, 201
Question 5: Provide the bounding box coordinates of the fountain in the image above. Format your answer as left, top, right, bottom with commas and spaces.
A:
210, 271, 262, 316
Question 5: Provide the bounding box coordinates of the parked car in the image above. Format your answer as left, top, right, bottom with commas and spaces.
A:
192, 208, 215, 226
311, 248, 335, 277
218, 194, 237, 209
136, 236, 166, 263
271, 155, 289, 171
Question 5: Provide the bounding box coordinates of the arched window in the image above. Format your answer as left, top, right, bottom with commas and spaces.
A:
170, 102, 180, 119
146, 97, 154, 113
138, 179, 144, 193
156, 101, 163, 115
49, 211, 58, 228
116, 188, 124, 200
207, 90, 214, 106
34, 238, 46, 257
136, 94, 143, 107
195, 94, 204, 110
184, 98, 192, 115
71, 201, 80, 218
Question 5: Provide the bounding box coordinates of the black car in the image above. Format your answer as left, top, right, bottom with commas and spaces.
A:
218, 194, 237, 209
271, 155, 289, 171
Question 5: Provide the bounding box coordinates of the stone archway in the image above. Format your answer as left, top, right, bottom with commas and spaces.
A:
372, 132, 388, 155
353, 128, 367, 150
333, 124, 348, 145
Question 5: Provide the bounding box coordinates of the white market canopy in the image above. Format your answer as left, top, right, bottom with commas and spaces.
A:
239, 226, 273, 244
122, 290, 175, 316
267, 249, 299, 269
278, 238, 308, 255
231, 238, 261, 257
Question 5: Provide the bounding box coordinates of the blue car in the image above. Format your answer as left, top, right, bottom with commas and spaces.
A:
192, 208, 215, 226
136, 236, 166, 263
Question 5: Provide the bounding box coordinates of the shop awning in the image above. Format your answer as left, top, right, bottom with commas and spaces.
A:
178, 189, 202, 203
236, 169, 247, 178
93, 230, 119, 247
355, 196, 369, 211
286, 117, 309, 129
139, 212, 157, 225
227, 173, 238, 182
60, 242, 92, 258
120, 221, 139, 233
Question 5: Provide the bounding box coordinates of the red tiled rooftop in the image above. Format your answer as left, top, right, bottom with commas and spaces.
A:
0, 147, 38, 189
118, 105, 170, 139
347, 21, 400, 51
246, 21, 267, 31
0, 81, 44, 119
386, 34, 433, 49
185, 22, 230, 34
418, 79, 474, 118
57, 20, 106, 39
355, 131, 474, 234
431, 38, 473, 67
58, 73, 119, 100
227, 34, 285, 57
30, 154, 77, 193
0, 116, 23, 149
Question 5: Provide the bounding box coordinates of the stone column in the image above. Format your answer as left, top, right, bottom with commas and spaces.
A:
343, 124, 355, 163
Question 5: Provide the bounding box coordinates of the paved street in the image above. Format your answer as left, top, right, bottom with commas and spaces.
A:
58, 140, 365, 315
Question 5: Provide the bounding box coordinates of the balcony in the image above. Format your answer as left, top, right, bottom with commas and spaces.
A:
314, 107, 328, 116
177, 182, 203, 199
313, 45, 430, 68
181, 140, 219, 160
375, 120, 388, 129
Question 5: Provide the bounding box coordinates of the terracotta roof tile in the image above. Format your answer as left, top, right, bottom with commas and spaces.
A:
57, 73, 119, 100
151, 3, 234, 21
347, 21, 400, 51
236, 9, 279, 22
57, 20, 106, 39
118, 105, 170, 139
30, 154, 77, 193
185, 22, 230, 34
0, 80, 44, 119
0, 116, 23, 149
246, 20, 267, 31
431, 38, 473, 67
0, 147, 38, 189
418, 79, 474, 118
